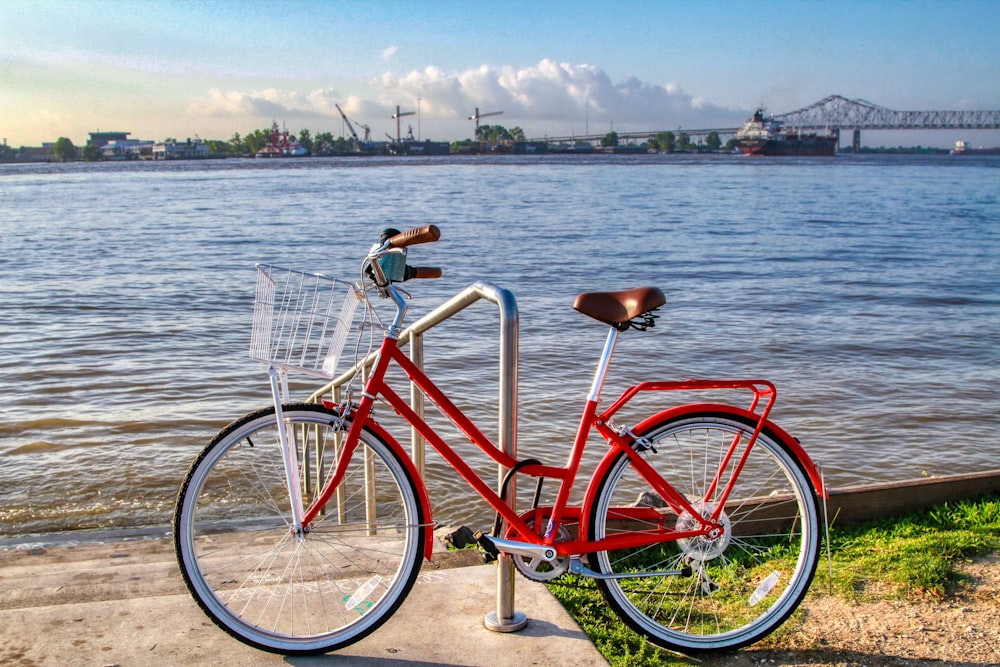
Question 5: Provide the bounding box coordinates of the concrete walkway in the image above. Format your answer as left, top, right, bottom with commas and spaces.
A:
0, 533, 608, 666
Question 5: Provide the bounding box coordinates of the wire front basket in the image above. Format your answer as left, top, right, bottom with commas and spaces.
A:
250, 263, 363, 379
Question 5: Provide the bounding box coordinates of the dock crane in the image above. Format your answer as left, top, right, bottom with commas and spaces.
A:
334, 103, 371, 152
468, 107, 503, 138
392, 105, 416, 143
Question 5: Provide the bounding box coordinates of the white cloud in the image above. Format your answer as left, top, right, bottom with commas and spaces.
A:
376, 59, 745, 134
186, 59, 747, 138
189, 88, 345, 118
381, 45, 399, 60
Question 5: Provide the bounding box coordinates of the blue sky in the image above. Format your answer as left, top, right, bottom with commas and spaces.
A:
2, 0, 999, 147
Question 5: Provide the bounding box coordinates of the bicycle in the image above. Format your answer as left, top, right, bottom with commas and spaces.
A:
173, 224, 826, 656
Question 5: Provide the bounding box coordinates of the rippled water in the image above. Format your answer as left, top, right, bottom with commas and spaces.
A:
1, 154, 998, 536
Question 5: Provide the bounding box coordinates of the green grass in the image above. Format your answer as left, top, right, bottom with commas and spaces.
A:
822, 493, 1000, 600
545, 494, 1000, 667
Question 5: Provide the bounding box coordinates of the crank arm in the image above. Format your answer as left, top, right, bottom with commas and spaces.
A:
479, 535, 557, 563
570, 557, 692, 580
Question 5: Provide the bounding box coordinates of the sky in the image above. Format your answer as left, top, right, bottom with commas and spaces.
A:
2, 0, 999, 148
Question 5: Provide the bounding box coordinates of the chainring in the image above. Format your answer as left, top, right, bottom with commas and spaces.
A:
510, 519, 571, 582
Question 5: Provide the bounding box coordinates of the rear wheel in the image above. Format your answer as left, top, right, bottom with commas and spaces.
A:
173, 403, 425, 655
587, 412, 820, 654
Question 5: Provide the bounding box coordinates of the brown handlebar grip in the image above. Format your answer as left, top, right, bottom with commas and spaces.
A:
388, 224, 441, 248
410, 266, 442, 279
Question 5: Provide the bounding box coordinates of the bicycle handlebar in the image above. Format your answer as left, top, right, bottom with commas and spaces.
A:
367, 225, 443, 288
404, 266, 443, 280
387, 224, 440, 248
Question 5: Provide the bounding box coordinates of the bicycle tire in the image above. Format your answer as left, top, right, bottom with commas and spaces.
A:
587, 411, 821, 654
173, 403, 425, 655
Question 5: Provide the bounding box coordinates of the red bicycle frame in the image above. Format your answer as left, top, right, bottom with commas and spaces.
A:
303, 331, 824, 561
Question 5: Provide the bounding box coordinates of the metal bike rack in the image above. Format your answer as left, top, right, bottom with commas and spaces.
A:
309, 280, 528, 632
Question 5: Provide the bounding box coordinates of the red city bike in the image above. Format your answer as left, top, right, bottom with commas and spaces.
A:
173, 225, 826, 656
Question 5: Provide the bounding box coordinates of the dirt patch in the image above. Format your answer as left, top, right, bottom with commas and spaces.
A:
700, 553, 999, 666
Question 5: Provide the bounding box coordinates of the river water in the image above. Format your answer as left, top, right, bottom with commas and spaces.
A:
1, 153, 998, 538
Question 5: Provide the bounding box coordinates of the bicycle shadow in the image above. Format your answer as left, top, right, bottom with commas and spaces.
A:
284, 656, 456, 667
696, 649, 993, 666
280, 617, 596, 667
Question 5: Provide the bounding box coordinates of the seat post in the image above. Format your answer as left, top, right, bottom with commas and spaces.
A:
587, 326, 620, 403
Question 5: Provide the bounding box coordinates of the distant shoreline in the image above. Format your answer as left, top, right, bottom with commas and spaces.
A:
5, 145, 993, 165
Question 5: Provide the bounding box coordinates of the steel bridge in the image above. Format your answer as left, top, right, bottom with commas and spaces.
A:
536, 94, 1000, 149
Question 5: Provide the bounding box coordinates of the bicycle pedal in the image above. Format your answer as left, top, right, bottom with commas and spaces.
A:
473, 530, 499, 563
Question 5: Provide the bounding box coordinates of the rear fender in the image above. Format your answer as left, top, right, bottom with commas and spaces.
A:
585, 403, 825, 521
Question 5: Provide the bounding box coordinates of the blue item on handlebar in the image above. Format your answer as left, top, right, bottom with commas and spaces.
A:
377, 227, 407, 282
378, 251, 407, 282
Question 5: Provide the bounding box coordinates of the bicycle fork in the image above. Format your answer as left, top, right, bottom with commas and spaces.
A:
268, 365, 307, 537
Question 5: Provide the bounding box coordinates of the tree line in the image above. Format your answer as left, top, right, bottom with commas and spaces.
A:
601, 130, 730, 152
12, 124, 536, 161
4, 124, 736, 163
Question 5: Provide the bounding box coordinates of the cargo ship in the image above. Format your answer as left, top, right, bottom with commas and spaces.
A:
736, 108, 838, 156
950, 139, 1000, 156
386, 139, 451, 156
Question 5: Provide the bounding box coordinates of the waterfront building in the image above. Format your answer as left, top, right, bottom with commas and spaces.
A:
152, 138, 210, 160
102, 139, 154, 160
87, 131, 131, 147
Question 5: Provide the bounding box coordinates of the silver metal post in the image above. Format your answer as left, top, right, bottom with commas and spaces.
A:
409, 331, 426, 477
482, 285, 527, 632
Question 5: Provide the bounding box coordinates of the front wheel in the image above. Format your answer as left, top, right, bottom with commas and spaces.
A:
587, 412, 821, 654
173, 403, 425, 655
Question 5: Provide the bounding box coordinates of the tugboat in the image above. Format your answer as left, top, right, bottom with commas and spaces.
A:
736, 108, 838, 156
255, 122, 309, 158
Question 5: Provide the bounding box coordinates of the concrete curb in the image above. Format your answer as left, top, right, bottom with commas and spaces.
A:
0, 537, 608, 666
